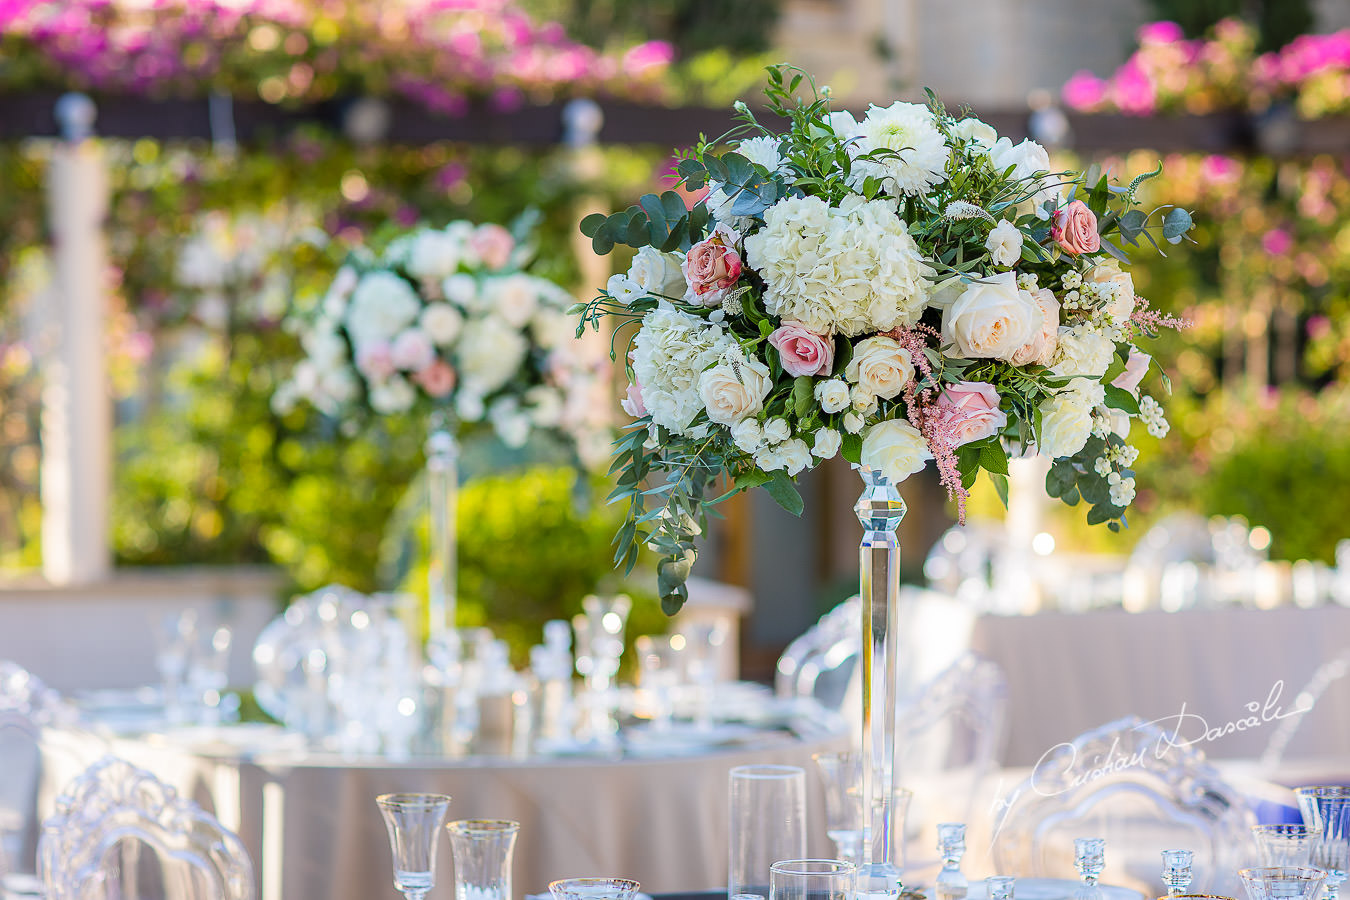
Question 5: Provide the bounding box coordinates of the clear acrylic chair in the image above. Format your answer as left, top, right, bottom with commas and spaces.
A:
991, 715, 1255, 898
1259, 648, 1350, 768
38, 756, 255, 900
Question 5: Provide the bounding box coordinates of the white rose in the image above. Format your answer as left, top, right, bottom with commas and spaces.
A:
628, 246, 688, 299
927, 275, 968, 311
456, 315, 528, 394
345, 271, 422, 347
443, 273, 479, 308
1037, 388, 1093, 458
697, 354, 771, 426
985, 220, 1024, 268
732, 419, 764, 454
941, 271, 1040, 362
754, 445, 785, 472
851, 387, 879, 416
777, 438, 812, 476
406, 228, 462, 282
486, 274, 540, 328
420, 303, 464, 346
1050, 325, 1115, 378
369, 375, 416, 414
843, 411, 865, 434
845, 336, 914, 401
1086, 258, 1137, 325
812, 428, 842, 458
988, 136, 1060, 216
815, 379, 850, 414
860, 419, 930, 483
762, 417, 792, 444
951, 117, 998, 151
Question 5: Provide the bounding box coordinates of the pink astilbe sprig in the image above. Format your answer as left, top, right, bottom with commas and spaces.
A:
1129, 297, 1190, 336
885, 323, 969, 523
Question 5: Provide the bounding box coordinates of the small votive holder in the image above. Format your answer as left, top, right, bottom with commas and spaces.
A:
548, 877, 641, 900
448, 819, 519, 900
987, 877, 1016, 900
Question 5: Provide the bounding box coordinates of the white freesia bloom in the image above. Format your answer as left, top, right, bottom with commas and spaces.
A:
627, 246, 688, 299
345, 271, 422, 347
406, 228, 463, 282
845, 336, 915, 400
860, 419, 930, 482
746, 194, 933, 337
951, 117, 998, 152
985, 220, 1024, 268
631, 308, 735, 436
941, 271, 1041, 361
369, 375, 416, 414
420, 303, 464, 346
812, 428, 842, 458
849, 101, 949, 196
815, 379, 851, 414
1050, 325, 1115, 378
456, 315, 528, 395
486, 274, 540, 327
698, 352, 772, 426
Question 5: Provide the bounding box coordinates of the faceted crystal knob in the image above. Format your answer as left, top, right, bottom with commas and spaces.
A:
854, 466, 907, 536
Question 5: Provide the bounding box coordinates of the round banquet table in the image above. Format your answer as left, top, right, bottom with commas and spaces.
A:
41, 722, 847, 900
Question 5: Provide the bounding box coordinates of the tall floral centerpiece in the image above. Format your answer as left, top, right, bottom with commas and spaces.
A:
575, 67, 1190, 896
280, 219, 610, 641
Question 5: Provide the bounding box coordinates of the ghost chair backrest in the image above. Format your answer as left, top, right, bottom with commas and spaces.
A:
1259, 648, 1350, 769
38, 757, 255, 900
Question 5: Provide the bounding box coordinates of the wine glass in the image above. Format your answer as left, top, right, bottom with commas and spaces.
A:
1074, 838, 1105, 900
986, 876, 1016, 900
1296, 786, 1350, 900
548, 877, 641, 900
1238, 867, 1327, 900
1161, 849, 1194, 896
1252, 825, 1320, 867
377, 793, 452, 900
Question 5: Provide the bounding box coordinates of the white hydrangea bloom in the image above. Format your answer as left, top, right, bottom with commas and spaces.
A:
630, 308, 735, 436
1050, 325, 1115, 379
344, 271, 422, 348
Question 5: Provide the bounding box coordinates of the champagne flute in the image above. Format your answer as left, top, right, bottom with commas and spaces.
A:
377, 793, 452, 900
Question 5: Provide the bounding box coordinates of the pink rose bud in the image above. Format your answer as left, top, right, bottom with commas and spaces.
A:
355, 341, 395, 380
934, 381, 1008, 447
682, 226, 743, 306
620, 381, 647, 418
414, 359, 457, 397
768, 322, 835, 377
1111, 348, 1151, 395
470, 223, 515, 271
1051, 200, 1101, 256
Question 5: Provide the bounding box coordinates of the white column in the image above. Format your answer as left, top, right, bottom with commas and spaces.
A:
41, 94, 111, 585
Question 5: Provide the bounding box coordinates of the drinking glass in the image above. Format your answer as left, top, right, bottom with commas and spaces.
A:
1074, 838, 1105, 900
1162, 849, 1194, 896
377, 793, 453, 900
448, 819, 519, 900
1296, 786, 1350, 900
548, 878, 641, 900
812, 751, 912, 867
1238, 867, 1328, 900
729, 765, 806, 900
768, 859, 856, 900
1252, 825, 1320, 867
935, 823, 968, 900
986, 876, 1016, 900
635, 635, 680, 731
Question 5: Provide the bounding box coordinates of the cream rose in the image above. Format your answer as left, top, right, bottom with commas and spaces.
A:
628, 246, 688, 299
941, 272, 1040, 362
1037, 389, 1094, 458
815, 379, 851, 414
1087, 258, 1137, 325
860, 419, 930, 483
812, 428, 842, 458
845, 336, 914, 400
1009, 288, 1061, 366
951, 117, 998, 151
697, 354, 771, 426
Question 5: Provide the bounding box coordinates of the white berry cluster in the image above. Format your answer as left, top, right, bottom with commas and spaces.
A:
1107, 470, 1137, 506
1138, 395, 1170, 438
1016, 272, 1039, 291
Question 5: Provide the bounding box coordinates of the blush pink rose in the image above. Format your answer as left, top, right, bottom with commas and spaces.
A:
390, 328, 436, 371
1009, 288, 1061, 367
470, 224, 515, 271
413, 359, 457, 397
1051, 200, 1101, 256
1111, 348, 1151, 395
768, 322, 834, 377
620, 381, 647, 418
355, 341, 395, 380
682, 226, 742, 305
935, 381, 1008, 447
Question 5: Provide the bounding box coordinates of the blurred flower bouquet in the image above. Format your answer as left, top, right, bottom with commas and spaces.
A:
279, 219, 608, 463
576, 66, 1192, 610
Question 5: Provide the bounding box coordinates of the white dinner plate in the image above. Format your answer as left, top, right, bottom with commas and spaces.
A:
964, 879, 1141, 900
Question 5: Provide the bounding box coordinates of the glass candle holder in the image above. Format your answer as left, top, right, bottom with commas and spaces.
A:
448, 819, 519, 900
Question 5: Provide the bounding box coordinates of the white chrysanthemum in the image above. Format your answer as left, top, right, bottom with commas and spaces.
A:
736, 135, 785, 173
455, 315, 528, 395
745, 194, 934, 337
849, 102, 949, 197
630, 308, 735, 436
345, 271, 422, 348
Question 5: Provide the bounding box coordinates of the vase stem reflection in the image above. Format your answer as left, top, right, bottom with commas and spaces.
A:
854, 466, 906, 899
426, 415, 459, 643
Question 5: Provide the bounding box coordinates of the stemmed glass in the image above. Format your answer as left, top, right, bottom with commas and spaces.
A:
1252, 825, 1320, 867
935, 823, 969, 900
377, 793, 452, 900
1296, 786, 1350, 900
1238, 867, 1327, 900
1074, 838, 1106, 900
1162, 849, 1194, 896
548, 877, 641, 900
